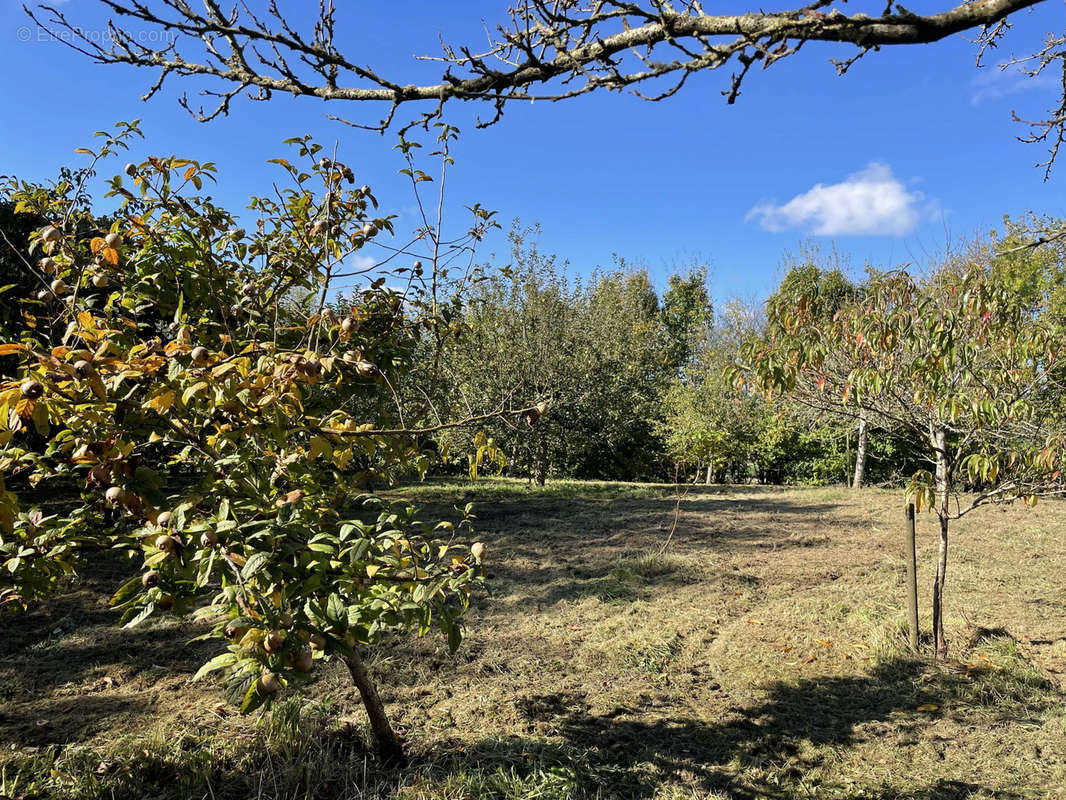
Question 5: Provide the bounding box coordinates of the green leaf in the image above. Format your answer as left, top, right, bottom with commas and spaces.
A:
110, 575, 143, 606
240, 679, 266, 714
192, 652, 239, 681
241, 552, 270, 580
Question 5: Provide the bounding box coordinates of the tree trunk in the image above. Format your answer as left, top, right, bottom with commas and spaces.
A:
931, 426, 950, 660
705, 461, 713, 485
852, 411, 868, 489
344, 648, 406, 765
533, 434, 547, 486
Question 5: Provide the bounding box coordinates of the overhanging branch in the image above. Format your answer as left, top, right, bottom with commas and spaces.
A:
23, 0, 1058, 139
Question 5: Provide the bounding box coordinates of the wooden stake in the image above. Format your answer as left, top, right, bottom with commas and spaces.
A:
905, 502, 920, 652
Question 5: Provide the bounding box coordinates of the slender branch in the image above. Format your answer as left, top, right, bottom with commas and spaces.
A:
23, 0, 1057, 138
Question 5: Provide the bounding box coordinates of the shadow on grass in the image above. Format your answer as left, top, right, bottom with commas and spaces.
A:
0, 695, 151, 746
416, 657, 1026, 799
447, 490, 860, 608
2, 658, 1036, 799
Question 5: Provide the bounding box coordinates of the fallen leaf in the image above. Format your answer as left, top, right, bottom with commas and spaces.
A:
916, 704, 938, 712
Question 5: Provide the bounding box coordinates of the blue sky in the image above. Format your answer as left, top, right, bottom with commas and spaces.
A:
2, 1, 1064, 306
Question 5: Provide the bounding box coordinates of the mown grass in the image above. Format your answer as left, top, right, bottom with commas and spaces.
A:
2, 479, 1065, 799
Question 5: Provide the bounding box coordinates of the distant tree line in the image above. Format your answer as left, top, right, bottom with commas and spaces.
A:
394, 219, 1066, 489
5, 199, 1065, 491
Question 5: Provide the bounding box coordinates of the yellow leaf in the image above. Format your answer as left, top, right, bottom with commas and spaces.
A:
211, 362, 241, 378
102, 247, 119, 266
15, 397, 35, 420
366, 565, 380, 578
332, 448, 353, 470
309, 435, 332, 460
90, 237, 105, 254
0, 344, 26, 356
182, 382, 208, 404
184, 165, 197, 180
88, 375, 107, 401
146, 390, 177, 413
916, 704, 938, 712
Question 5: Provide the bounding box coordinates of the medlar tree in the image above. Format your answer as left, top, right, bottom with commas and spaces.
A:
0, 121, 534, 763
734, 262, 1066, 658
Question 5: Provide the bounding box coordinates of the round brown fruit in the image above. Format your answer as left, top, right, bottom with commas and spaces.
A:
200, 531, 218, 548
91, 274, 109, 288
190, 346, 210, 365
257, 673, 282, 696
40, 226, 62, 244
104, 232, 122, 248
263, 630, 286, 654
142, 570, 160, 588
471, 542, 486, 560
38, 257, 55, 274
156, 511, 172, 527
224, 622, 248, 641
36, 290, 49, 301
155, 534, 177, 553
341, 317, 358, 334
278, 611, 293, 629
20, 380, 44, 399
308, 633, 327, 651
157, 595, 174, 610
300, 359, 322, 378
536, 401, 548, 416
50, 279, 68, 295
124, 163, 138, 177
361, 223, 375, 237
73, 360, 94, 379
105, 486, 125, 504
293, 646, 314, 673
355, 360, 377, 378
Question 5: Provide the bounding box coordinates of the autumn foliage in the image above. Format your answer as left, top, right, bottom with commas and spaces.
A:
0, 123, 499, 758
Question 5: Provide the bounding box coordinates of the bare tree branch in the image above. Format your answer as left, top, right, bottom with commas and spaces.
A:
23, 0, 1059, 138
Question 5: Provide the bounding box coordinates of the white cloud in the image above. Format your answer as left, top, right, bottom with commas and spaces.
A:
345, 253, 377, 272
970, 64, 1057, 106
746, 163, 923, 236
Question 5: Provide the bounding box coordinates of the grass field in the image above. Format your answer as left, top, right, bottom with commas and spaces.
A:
2, 480, 1065, 799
